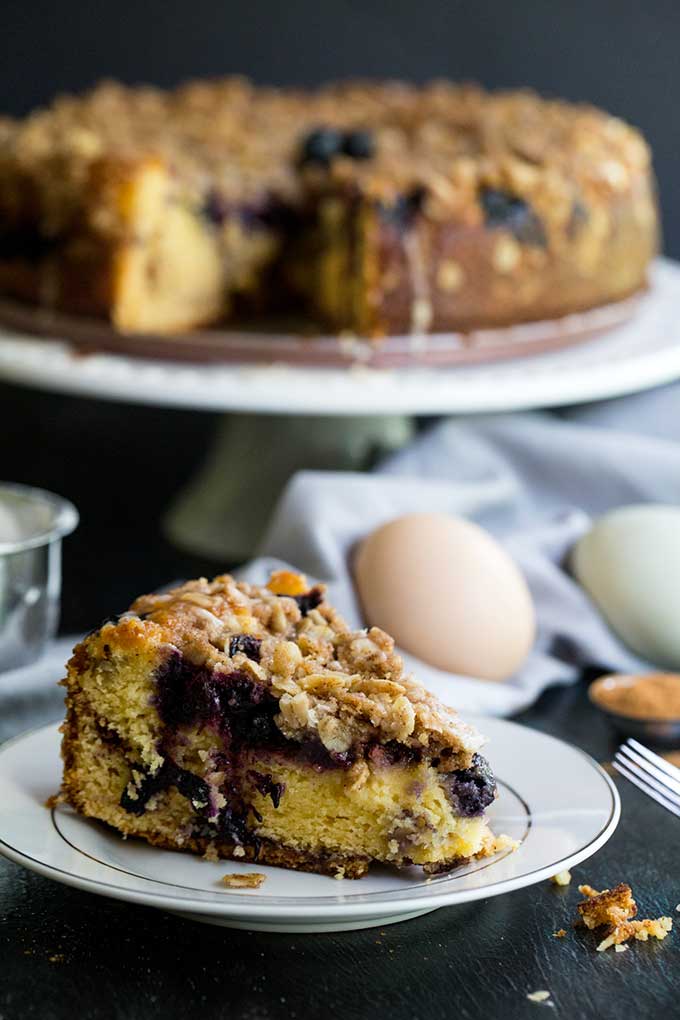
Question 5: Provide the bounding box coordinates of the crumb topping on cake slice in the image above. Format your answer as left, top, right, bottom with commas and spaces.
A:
124, 569, 486, 765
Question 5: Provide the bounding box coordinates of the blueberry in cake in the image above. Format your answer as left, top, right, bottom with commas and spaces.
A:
60, 570, 505, 878
0, 78, 658, 336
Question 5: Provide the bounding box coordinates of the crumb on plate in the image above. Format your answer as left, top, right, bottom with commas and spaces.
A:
489, 833, 521, 855
220, 872, 266, 889
551, 870, 572, 886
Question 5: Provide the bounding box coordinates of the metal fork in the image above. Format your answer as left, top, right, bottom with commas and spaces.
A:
613, 738, 680, 818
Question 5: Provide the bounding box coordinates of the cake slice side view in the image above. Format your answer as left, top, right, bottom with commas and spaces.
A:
60, 570, 503, 878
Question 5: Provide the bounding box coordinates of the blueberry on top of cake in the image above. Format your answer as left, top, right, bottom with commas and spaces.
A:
60, 569, 505, 878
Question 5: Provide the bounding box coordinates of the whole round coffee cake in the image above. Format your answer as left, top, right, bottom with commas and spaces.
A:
0, 79, 658, 338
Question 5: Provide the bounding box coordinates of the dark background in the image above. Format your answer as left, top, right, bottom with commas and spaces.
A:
3, 0, 680, 255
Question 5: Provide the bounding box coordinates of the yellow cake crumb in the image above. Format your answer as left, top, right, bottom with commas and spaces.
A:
553, 929, 567, 939
526, 990, 551, 1003
596, 917, 673, 952
550, 870, 572, 886
481, 832, 520, 857
220, 872, 266, 889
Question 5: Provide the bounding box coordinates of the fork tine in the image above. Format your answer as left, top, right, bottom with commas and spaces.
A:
615, 750, 680, 803
618, 744, 680, 798
627, 738, 680, 781
613, 760, 680, 818
614, 752, 680, 807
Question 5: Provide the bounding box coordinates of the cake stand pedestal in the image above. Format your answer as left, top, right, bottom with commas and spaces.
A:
163, 413, 414, 560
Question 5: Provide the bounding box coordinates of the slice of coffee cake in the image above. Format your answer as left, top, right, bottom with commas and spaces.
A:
60, 570, 501, 878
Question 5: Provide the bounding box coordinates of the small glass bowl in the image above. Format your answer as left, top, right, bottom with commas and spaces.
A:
0, 482, 78, 673
588, 673, 680, 747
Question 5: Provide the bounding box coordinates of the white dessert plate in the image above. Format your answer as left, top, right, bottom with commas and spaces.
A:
0, 259, 678, 414
0, 717, 619, 932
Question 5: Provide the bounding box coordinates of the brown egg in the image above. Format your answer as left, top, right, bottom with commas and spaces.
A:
353, 512, 535, 681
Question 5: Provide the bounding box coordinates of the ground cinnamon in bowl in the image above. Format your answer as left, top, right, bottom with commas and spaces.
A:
589, 673, 680, 720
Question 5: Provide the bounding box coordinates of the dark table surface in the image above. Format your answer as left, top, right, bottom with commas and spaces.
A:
0, 383, 677, 1020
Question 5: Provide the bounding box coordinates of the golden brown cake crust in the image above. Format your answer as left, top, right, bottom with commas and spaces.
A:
0, 78, 658, 336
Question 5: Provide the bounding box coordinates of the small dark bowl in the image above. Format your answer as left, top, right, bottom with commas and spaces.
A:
588, 674, 680, 748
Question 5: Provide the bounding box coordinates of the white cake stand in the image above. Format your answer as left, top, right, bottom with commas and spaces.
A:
0, 258, 678, 558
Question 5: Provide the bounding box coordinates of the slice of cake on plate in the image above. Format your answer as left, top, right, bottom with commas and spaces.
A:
60, 570, 503, 878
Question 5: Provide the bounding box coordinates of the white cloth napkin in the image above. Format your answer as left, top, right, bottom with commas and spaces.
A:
237, 380, 680, 716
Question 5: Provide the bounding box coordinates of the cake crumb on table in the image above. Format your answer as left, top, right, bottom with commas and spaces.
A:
220, 872, 266, 889
526, 990, 552, 1004
550, 870, 572, 886
578, 883, 636, 929
577, 882, 673, 952
553, 929, 567, 939
596, 917, 673, 952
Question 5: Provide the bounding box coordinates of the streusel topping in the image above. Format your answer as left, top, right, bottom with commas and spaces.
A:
0, 78, 651, 244
125, 570, 485, 763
